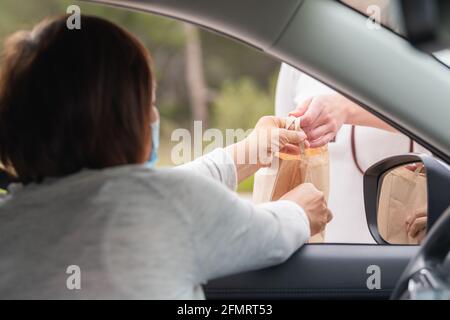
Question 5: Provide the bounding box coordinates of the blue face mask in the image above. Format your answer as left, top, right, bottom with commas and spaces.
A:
147, 120, 160, 168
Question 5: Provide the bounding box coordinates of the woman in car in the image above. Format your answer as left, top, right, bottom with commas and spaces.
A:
0, 15, 331, 299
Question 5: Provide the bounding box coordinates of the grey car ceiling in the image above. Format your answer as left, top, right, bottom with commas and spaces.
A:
82, 0, 450, 161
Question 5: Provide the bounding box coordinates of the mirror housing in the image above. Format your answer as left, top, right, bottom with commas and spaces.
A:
400, 0, 450, 52
364, 154, 450, 244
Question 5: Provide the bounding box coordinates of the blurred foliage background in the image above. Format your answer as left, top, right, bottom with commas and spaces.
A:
0, 0, 281, 192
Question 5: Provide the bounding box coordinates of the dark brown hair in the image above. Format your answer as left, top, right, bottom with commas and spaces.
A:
0, 15, 154, 184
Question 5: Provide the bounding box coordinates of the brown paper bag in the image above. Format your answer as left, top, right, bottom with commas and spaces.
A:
377, 165, 427, 244
253, 117, 330, 242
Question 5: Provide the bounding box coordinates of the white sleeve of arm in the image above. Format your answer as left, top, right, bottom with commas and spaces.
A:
175, 148, 237, 191
187, 176, 310, 283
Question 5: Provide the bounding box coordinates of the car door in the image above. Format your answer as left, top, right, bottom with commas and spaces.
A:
204, 245, 418, 299
86, 0, 450, 299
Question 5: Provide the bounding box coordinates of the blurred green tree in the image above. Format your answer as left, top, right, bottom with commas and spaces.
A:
212, 75, 277, 135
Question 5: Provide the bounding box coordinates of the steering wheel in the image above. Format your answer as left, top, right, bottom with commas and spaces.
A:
391, 206, 450, 299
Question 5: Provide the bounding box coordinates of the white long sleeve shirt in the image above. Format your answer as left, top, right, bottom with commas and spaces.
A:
0, 148, 310, 299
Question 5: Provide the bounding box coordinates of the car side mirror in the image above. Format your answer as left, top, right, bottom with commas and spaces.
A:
364, 154, 450, 245
400, 0, 450, 52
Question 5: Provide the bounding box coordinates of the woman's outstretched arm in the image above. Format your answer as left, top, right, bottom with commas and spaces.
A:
177, 116, 308, 187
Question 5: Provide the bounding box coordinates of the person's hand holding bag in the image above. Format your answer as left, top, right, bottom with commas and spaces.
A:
289, 94, 395, 148
251, 115, 310, 163
406, 208, 427, 244
280, 183, 332, 236
289, 94, 350, 148
227, 116, 309, 182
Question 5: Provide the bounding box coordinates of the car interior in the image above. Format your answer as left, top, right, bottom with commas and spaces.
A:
76, 0, 450, 300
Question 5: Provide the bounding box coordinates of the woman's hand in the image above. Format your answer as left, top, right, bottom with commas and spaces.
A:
289, 93, 396, 148
281, 183, 332, 236
227, 116, 308, 183
249, 116, 309, 165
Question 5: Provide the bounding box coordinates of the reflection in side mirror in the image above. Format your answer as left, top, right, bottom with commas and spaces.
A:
377, 162, 428, 245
